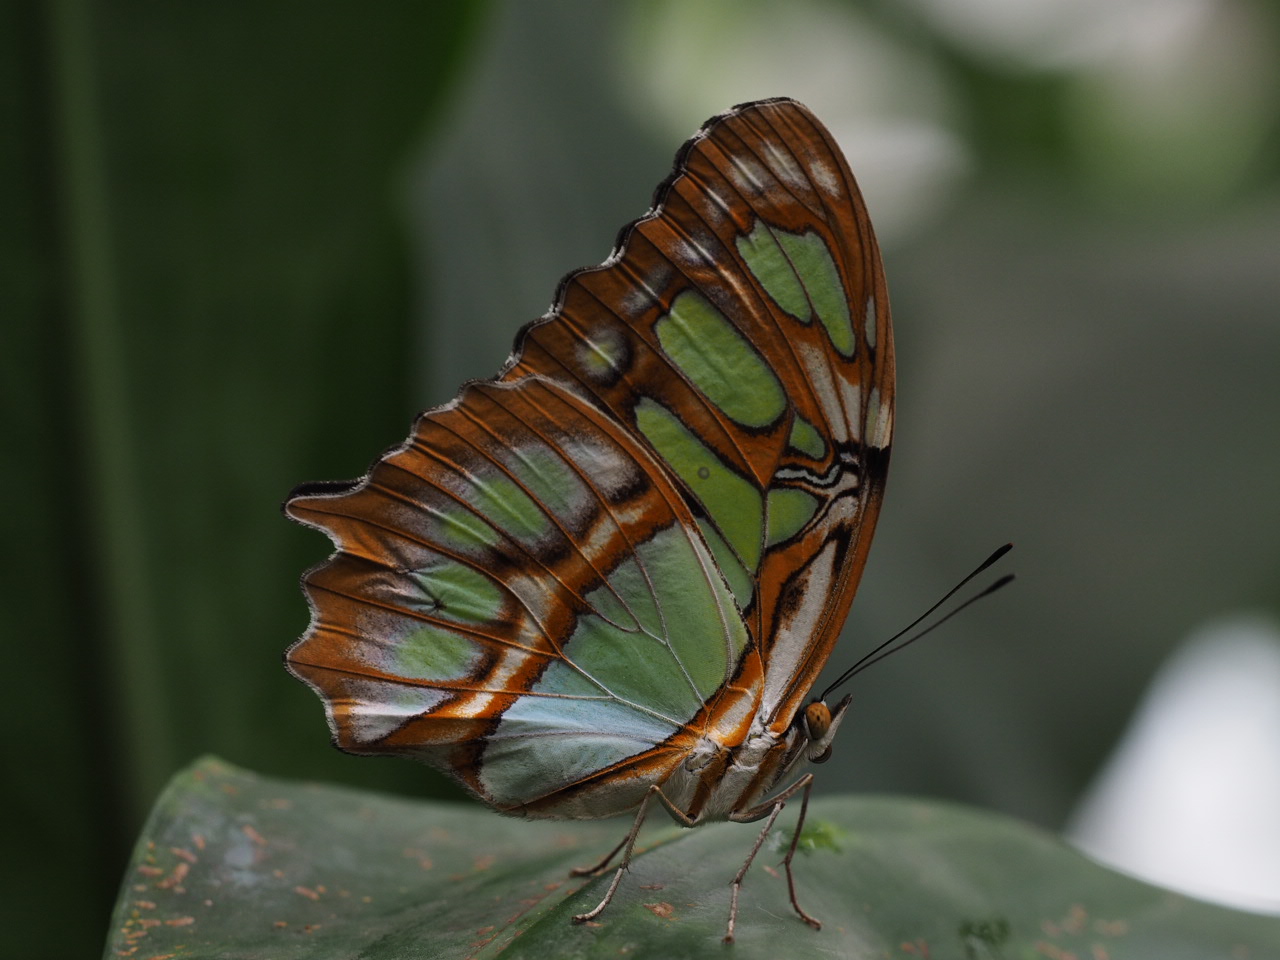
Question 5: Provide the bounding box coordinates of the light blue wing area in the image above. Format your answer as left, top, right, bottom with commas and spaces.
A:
478, 662, 678, 809
286, 377, 750, 811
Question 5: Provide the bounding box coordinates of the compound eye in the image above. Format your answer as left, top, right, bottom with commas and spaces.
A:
804, 701, 832, 741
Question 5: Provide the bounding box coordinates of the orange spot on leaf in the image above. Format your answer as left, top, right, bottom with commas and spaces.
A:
1094, 920, 1129, 937
156, 863, 189, 890
1063, 904, 1088, 934
402, 847, 433, 869
1035, 941, 1079, 960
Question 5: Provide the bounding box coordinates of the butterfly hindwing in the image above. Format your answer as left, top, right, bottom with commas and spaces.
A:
288, 377, 754, 816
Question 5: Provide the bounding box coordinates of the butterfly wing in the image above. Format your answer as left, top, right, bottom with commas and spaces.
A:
286, 98, 893, 817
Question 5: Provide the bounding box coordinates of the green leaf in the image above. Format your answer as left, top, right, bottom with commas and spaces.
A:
106, 758, 1280, 958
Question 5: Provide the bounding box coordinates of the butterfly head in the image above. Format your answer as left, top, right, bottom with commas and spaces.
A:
801, 694, 853, 764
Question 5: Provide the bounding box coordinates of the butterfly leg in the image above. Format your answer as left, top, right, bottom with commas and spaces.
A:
723, 799, 785, 944
569, 833, 628, 878
571, 784, 695, 924
725, 773, 819, 942
779, 776, 821, 931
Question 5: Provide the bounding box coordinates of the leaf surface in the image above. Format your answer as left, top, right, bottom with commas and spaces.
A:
106, 758, 1280, 958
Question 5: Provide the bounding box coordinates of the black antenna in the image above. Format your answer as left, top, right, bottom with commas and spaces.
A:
819, 544, 1014, 702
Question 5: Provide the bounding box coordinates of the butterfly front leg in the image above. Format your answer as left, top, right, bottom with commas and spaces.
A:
725, 772, 819, 943
571, 784, 697, 924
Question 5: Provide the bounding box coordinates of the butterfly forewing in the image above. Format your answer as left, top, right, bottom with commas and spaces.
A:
502, 100, 893, 733
287, 98, 893, 818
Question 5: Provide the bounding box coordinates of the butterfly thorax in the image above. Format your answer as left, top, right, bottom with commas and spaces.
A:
663, 694, 852, 823
662, 724, 796, 822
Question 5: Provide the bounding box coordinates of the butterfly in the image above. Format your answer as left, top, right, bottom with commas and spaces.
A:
285, 97, 893, 943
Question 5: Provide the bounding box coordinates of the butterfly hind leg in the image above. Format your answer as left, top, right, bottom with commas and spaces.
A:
568, 833, 630, 878
571, 784, 696, 924
724, 773, 819, 943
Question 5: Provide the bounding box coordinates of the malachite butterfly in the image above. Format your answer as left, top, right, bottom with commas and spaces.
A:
286, 97, 894, 942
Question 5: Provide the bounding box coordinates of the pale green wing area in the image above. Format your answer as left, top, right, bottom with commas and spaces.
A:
634, 398, 764, 575
788, 416, 826, 459
573, 532, 746, 711
695, 519, 753, 609
653, 290, 786, 429
480, 523, 748, 808
765, 488, 820, 547
736, 220, 856, 358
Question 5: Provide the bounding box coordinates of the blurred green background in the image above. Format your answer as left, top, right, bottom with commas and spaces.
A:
6, 1, 1279, 955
